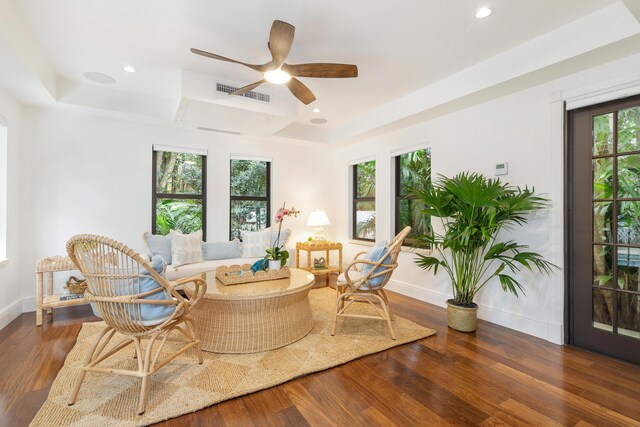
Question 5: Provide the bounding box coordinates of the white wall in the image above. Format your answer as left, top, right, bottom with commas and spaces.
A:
23, 108, 335, 295
332, 52, 640, 344
0, 85, 30, 330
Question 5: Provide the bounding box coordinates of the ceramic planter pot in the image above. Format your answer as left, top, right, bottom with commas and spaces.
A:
446, 299, 478, 332
268, 260, 282, 271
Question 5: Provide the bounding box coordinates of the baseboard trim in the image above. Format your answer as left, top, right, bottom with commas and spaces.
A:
387, 279, 564, 345
22, 296, 36, 313
0, 298, 23, 331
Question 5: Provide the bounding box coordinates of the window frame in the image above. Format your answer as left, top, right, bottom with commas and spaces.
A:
151, 149, 207, 240
229, 159, 271, 240
394, 147, 431, 248
351, 161, 376, 242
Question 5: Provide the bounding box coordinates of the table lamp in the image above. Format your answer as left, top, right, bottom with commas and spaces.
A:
307, 210, 331, 241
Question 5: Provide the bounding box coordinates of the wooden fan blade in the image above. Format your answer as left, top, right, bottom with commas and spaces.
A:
286, 78, 316, 105
282, 63, 358, 78
229, 80, 265, 96
269, 20, 295, 68
191, 48, 266, 72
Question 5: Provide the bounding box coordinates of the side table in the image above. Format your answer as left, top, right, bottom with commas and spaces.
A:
295, 241, 342, 288
36, 255, 86, 326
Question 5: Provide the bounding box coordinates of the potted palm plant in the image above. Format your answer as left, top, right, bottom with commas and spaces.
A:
412, 172, 557, 332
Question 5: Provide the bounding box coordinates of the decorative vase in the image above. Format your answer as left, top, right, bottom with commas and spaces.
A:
446, 299, 478, 332
268, 260, 281, 271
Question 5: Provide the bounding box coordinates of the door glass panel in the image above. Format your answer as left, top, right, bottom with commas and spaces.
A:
617, 154, 640, 199
617, 247, 640, 292
617, 292, 640, 339
593, 157, 613, 199
618, 106, 640, 153
593, 113, 614, 155
618, 201, 640, 245
593, 245, 613, 288
593, 288, 614, 331
593, 202, 613, 244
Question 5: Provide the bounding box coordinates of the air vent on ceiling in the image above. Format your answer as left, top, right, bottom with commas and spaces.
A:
196, 126, 242, 135
216, 83, 271, 103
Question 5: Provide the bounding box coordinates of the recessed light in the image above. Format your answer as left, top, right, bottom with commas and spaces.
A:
475, 7, 492, 19
123, 65, 136, 73
83, 71, 116, 84
312, 108, 320, 113
310, 118, 327, 125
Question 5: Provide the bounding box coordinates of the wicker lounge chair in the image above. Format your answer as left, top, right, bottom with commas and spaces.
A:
331, 226, 411, 339
66, 234, 207, 415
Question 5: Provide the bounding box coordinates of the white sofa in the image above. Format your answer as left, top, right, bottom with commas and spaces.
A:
143, 229, 293, 281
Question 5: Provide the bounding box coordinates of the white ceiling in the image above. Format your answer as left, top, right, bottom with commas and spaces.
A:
10, 0, 619, 130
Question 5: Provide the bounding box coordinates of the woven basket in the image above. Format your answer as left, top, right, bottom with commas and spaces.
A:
65, 276, 87, 294
216, 264, 290, 285
446, 300, 478, 332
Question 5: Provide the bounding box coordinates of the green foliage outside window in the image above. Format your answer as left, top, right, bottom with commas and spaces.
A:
230, 159, 270, 240
397, 148, 432, 243
154, 150, 205, 236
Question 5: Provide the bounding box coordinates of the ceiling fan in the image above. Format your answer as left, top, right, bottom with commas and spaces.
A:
191, 20, 358, 105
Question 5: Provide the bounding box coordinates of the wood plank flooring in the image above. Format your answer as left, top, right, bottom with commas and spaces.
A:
1, 290, 640, 426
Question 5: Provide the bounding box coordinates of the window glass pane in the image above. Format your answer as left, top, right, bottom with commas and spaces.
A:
617, 154, 640, 199
593, 245, 613, 288
230, 200, 268, 240
399, 199, 430, 240
618, 201, 640, 245
399, 149, 431, 195
617, 247, 640, 292
155, 199, 202, 235
231, 160, 267, 197
592, 113, 614, 156
618, 106, 640, 153
617, 292, 640, 339
355, 201, 375, 240
593, 288, 613, 331
155, 151, 202, 194
593, 202, 613, 244
355, 161, 375, 198
593, 157, 613, 199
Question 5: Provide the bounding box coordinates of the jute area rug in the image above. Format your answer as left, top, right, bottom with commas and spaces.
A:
31, 287, 436, 427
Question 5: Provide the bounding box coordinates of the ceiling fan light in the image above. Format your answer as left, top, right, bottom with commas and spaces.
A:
264, 68, 291, 84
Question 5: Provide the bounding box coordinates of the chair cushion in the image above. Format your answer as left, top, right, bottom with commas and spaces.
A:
361, 241, 391, 288
142, 232, 172, 265
170, 230, 204, 266
203, 240, 240, 260
241, 228, 271, 257
91, 255, 176, 327
337, 270, 364, 285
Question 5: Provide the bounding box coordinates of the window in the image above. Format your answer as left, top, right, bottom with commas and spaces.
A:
230, 159, 271, 240
152, 147, 207, 239
395, 148, 431, 246
352, 160, 376, 241
0, 120, 6, 260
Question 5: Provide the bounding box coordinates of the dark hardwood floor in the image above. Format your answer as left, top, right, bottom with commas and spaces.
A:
2, 290, 640, 426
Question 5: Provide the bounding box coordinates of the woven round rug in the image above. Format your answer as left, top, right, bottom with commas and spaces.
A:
30, 287, 436, 427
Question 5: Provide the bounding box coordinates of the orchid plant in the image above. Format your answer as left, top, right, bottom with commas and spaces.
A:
264, 202, 300, 267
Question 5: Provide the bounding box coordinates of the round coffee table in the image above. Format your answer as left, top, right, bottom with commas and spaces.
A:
187, 268, 315, 354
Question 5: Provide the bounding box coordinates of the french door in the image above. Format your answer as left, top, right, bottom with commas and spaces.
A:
568, 94, 640, 364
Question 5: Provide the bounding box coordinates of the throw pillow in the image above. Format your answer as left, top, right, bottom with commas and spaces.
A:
170, 230, 204, 266
270, 228, 291, 248
241, 228, 271, 258
203, 239, 241, 260
90, 255, 175, 326
361, 240, 391, 288
142, 232, 172, 265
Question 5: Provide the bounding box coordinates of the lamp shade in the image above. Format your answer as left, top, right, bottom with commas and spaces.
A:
307, 210, 331, 227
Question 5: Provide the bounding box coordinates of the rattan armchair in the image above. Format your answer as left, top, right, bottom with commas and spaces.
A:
331, 226, 411, 339
66, 234, 207, 415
